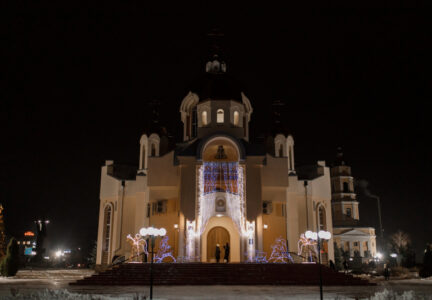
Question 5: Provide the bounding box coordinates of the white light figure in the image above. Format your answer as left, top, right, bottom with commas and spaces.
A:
268, 237, 294, 263
127, 233, 148, 262
154, 236, 176, 263
297, 233, 318, 262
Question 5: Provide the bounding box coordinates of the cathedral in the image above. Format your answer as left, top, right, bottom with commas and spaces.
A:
95, 53, 376, 268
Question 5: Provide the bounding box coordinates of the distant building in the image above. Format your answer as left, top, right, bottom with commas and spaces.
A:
95, 50, 336, 269
17, 231, 37, 261
331, 149, 377, 260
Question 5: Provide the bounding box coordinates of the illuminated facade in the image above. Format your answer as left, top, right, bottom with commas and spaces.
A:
96, 55, 336, 268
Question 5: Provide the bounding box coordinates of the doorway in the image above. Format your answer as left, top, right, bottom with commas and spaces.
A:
207, 226, 230, 262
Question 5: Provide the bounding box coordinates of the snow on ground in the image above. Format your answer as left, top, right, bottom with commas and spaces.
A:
1, 269, 432, 299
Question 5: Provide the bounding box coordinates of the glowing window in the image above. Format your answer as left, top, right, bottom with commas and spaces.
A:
217, 109, 224, 124
233, 111, 239, 126
202, 111, 208, 125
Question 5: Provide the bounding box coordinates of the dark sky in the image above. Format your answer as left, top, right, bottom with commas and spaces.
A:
3, 10, 431, 259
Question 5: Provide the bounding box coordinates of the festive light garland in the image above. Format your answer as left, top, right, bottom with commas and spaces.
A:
186, 220, 196, 261
154, 236, 177, 263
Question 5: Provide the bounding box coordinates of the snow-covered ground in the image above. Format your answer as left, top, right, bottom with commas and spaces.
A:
1, 269, 432, 299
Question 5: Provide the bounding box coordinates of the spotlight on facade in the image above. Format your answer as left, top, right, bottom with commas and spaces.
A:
263, 224, 268, 229
174, 224, 179, 229
390, 253, 397, 258
216, 214, 223, 218
55, 250, 62, 258
375, 252, 383, 260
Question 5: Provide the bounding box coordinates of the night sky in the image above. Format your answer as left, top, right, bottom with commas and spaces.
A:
3, 10, 431, 259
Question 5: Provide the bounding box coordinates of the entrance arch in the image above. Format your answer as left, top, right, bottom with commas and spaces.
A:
207, 227, 230, 262
201, 216, 241, 262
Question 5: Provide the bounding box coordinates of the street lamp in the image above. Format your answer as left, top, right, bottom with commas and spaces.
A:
139, 226, 166, 300
305, 230, 332, 300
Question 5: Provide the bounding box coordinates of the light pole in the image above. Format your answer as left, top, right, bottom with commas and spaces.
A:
139, 226, 166, 300
305, 230, 332, 300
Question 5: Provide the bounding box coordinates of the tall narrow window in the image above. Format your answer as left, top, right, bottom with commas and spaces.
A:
346, 207, 352, 217
202, 111, 208, 125
217, 109, 224, 124
103, 205, 112, 251
288, 148, 293, 170
233, 111, 239, 126
141, 146, 146, 169
151, 144, 156, 156
343, 182, 349, 193
279, 144, 284, 157
318, 206, 326, 230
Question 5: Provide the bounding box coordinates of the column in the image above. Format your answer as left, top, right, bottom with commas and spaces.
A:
348, 241, 353, 257
359, 241, 364, 257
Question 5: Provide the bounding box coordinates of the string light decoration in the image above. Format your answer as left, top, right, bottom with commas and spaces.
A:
126, 233, 148, 262
197, 162, 246, 234
154, 236, 176, 263
244, 250, 268, 263
185, 220, 196, 261
245, 220, 255, 262
297, 233, 318, 262
268, 237, 294, 263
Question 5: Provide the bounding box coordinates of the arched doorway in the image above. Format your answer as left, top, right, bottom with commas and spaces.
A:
207, 226, 230, 262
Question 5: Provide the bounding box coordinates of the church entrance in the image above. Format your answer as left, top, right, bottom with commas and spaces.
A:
207, 226, 229, 262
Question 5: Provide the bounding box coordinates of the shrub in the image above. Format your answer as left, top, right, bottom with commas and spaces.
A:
0, 238, 19, 277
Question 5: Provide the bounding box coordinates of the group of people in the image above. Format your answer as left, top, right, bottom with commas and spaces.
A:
215, 242, 230, 263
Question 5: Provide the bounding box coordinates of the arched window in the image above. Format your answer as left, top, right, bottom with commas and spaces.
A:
233, 111, 239, 126
103, 205, 112, 252
151, 144, 156, 156
318, 206, 326, 230
217, 109, 224, 124
202, 111, 208, 125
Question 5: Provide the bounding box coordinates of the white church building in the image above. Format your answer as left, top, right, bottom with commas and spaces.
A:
95, 54, 375, 268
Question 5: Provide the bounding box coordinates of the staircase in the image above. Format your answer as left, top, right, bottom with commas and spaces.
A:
71, 263, 373, 286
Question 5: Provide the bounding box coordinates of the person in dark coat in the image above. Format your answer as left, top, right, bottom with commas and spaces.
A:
215, 244, 221, 263
223, 242, 230, 263
329, 259, 335, 271
343, 260, 348, 274
384, 264, 390, 280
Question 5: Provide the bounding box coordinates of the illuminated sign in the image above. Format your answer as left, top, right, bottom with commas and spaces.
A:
24, 247, 33, 256
24, 231, 35, 237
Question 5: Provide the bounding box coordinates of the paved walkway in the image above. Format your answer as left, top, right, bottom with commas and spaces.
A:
1, 269, 431, 299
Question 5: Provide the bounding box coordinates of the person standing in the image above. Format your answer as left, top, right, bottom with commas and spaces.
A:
343, 260, 348, 274
223, 242, 230, 263
215, 244, 221, 263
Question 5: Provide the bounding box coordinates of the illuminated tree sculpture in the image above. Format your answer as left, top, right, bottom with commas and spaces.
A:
127, 233, 148, 262
268, 237, 293, 263
297, 233, 318, 262
154, 236, 176, 263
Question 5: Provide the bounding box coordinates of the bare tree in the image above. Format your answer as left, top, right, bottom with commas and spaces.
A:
390, 230, 411, 254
